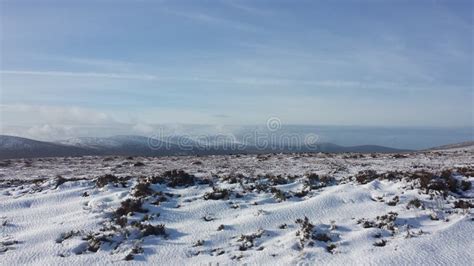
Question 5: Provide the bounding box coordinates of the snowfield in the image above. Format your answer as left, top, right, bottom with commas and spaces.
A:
1, 147, 473, 265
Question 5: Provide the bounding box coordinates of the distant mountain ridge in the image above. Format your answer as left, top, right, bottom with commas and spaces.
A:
0, 135, 91, 159
427, 141, 474, 151
0, 134, 411, 159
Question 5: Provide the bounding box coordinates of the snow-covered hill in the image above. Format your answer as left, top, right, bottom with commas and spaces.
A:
0, 135, 91, 159
428, 141, 474, 151
0, 135, 409, 159
57, 137, 124, 149
56, 135, 175, 154
0, 147, 472, 264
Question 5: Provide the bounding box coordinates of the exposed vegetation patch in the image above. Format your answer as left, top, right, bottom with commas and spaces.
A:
165, 170, 196, 187
132, 182, 154, 198
387, 196, 399, 206
115, 198, 148, 217
453, 200, 473, 209
54, 175, 87, 188
0, 238, 19, 254
373, 239, 387, 247
203, 187, 231, 200
270, 187, 288, 202
358, 212, 399, 234
295, 217, 314, 248
304, 173, 336, 189
407, 198, 423, 209
265, 174, 288, 185
294, 217, 338, 250
138, 223, 167, 237
96, 174, 129, 188
407, 169, 472, 196
56, 230, 82, 243
236, 229, 265, 251
355, 170, 380, 184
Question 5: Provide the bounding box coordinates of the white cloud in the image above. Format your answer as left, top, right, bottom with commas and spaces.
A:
132, 123, 154, 134
26, 124, 74, 140
0, 104, 117, 126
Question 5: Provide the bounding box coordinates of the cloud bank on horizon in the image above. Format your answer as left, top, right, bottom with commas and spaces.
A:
0, 0, 472, 140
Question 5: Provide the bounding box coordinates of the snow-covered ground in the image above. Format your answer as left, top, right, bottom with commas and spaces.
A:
1, 147, 473, 265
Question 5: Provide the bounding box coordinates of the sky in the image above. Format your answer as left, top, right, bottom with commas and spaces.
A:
0, 0, 473, 141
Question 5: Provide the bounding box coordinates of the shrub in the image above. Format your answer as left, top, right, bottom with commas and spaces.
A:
0, 160, 12, 167
358, 212, 398, 234
165, 170, 195, 187
132, 182, 153, 198
295, 217, 314, 248
86, 235, 103, 252
151, 194, 168, 205
326, 243, 337, 253
355, 170, 379, 184
319, 175, 336, 185
54, 175, 68, 188
278, 224, 288, 229
115, 199, 147, 217
453, 200, 473, 209
203, 187, 230, 200
266, 174, 288, 185
53, 175, 86, 188
411, 171, 433, 189
392, 154, 407, 159
124, 243, 144, 261
202, 215, 215, 222
193, 240, 205, 247
307, 173, 319, 182
382, 171, 403, 181
139, 223, 166, 237
293, 189, 309, 198
304, 173, 335, 189
56, 230, 81, 243
313, 233, 331, 242
373, 239, 387, 247
237, 229, 264, 251
148, 175, 166, 184
270, 187, 287, 202
116, 217, 127, 228
96, 174, 119, 188
407, 198, 422, 209
456, 167, 474, 177
461, 180, 472, 191
387, 196, 399, 206
440, 169, 452, 179
411, 170, 465, 194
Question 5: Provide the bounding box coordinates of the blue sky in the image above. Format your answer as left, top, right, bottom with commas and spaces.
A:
0, 0, 472, 139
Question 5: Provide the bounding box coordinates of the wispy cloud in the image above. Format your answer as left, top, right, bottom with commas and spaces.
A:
224, 0, 276, 16
0, 69, 450, 93
0, 70, 159, 81
164, 8, 261, 32
48, 56, 136, 72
